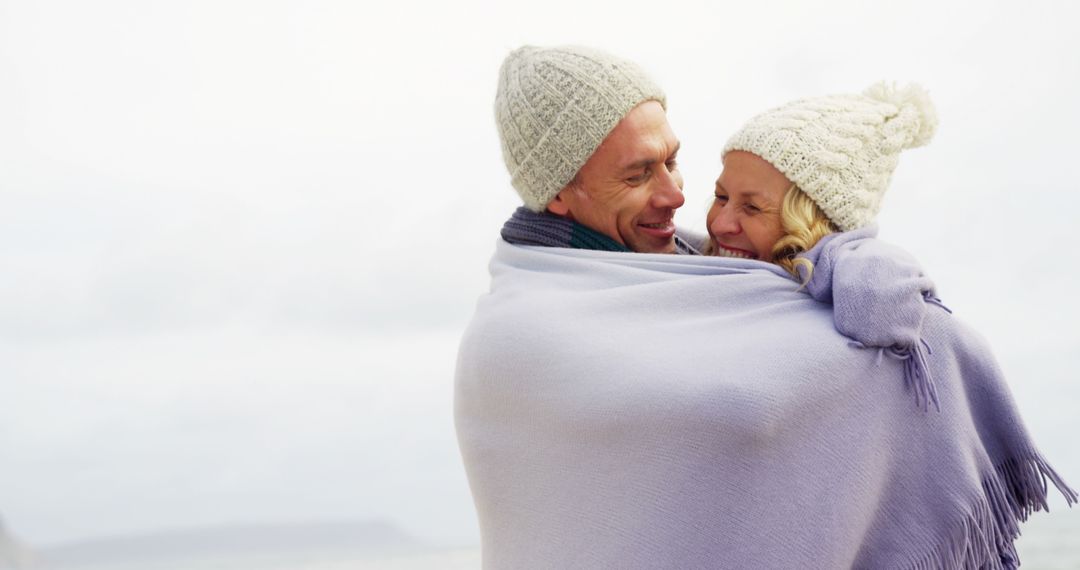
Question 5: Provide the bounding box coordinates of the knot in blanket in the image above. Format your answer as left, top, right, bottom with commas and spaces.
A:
798, 225, 947, 411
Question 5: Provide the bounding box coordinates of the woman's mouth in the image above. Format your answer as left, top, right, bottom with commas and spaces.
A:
715, 243, 757, 260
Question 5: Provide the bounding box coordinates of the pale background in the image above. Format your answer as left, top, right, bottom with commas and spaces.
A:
1, 0, 1077, 563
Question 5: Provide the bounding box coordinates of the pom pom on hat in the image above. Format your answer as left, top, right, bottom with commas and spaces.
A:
862, 82, 938, 149
723, 82, 938, 231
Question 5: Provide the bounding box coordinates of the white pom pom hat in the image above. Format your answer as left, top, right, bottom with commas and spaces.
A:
723, 82, 938, 232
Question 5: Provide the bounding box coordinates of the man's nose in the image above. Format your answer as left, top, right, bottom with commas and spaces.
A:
710, 205, 741, 236
651, 168, 685, 210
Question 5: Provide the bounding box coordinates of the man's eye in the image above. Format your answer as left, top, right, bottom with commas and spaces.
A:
714, 195, 728, 204
666, 159, 678, 170
627, 170, 650, 184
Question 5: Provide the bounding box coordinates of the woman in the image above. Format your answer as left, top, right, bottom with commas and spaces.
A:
704, 83, 934, 282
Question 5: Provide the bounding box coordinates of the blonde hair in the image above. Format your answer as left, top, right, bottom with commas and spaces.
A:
771, 184, 838, 283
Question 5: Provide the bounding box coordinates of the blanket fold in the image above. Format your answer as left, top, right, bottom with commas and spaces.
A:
455, 239, 1074, 569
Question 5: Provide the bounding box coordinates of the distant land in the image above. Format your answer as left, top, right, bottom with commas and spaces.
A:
0, 517, 34, 570
18, 519, 478, 570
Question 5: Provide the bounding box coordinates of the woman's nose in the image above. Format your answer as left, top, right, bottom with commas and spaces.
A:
710, 205, 742, 236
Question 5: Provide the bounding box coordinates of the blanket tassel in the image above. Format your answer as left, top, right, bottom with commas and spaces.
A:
923, 291, 953, 314
849, 338, 940, 412
906, 453, 1077, 570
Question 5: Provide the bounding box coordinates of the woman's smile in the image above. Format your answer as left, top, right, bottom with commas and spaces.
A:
714, 242, 758, 259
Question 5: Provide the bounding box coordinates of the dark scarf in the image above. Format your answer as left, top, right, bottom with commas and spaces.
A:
500, 207, 700, 255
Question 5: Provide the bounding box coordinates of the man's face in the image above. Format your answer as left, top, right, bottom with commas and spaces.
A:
547, 101, 684, 254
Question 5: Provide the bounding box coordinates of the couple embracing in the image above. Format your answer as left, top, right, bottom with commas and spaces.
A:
455, 45, 1074, 569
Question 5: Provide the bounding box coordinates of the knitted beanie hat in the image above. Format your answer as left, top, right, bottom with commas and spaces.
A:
723, 83, 938, 231
495, 45, 667, 211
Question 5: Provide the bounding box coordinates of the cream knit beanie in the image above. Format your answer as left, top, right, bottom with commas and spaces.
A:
723, 83, 938, 232
495, 45, 667, 211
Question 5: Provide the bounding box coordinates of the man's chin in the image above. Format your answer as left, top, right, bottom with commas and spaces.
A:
628, 237, 677, 254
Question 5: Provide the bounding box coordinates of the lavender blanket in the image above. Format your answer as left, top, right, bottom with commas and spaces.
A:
454, 232, 1074, 569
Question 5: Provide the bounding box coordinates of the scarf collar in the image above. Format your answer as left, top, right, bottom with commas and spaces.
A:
500, 207, 700, 255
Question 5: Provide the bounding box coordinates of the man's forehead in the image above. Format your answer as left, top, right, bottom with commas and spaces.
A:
617, 141, 681, 172
612, 100, 671, 136
599, 102, 678, 163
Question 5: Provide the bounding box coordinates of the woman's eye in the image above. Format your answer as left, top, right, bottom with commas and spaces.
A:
714, 195, 728, 204
743, 204, 762, 215
627, 171, 650, 185
666, 159, 678, 170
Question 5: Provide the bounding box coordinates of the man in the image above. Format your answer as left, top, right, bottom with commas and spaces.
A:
494, 45, 700, 255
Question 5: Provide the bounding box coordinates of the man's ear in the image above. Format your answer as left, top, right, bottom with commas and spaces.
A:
546, 191, 571, 217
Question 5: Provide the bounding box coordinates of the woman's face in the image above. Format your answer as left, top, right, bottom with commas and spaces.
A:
707, 151, 791, 261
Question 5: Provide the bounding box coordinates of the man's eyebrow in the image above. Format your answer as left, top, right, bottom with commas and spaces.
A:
619, 142, 682, 173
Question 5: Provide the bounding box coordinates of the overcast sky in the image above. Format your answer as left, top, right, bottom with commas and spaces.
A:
1, 0, 1078, 549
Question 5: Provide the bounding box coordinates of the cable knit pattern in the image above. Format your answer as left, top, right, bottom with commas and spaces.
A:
495, 45, 667, 211
724, 82, 938, 231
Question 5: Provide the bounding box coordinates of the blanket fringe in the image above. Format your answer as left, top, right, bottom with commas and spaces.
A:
924, 291, 953, 314
905, 453, 1078, 570
849, 338, 940, 412
845, 292, 949, 412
